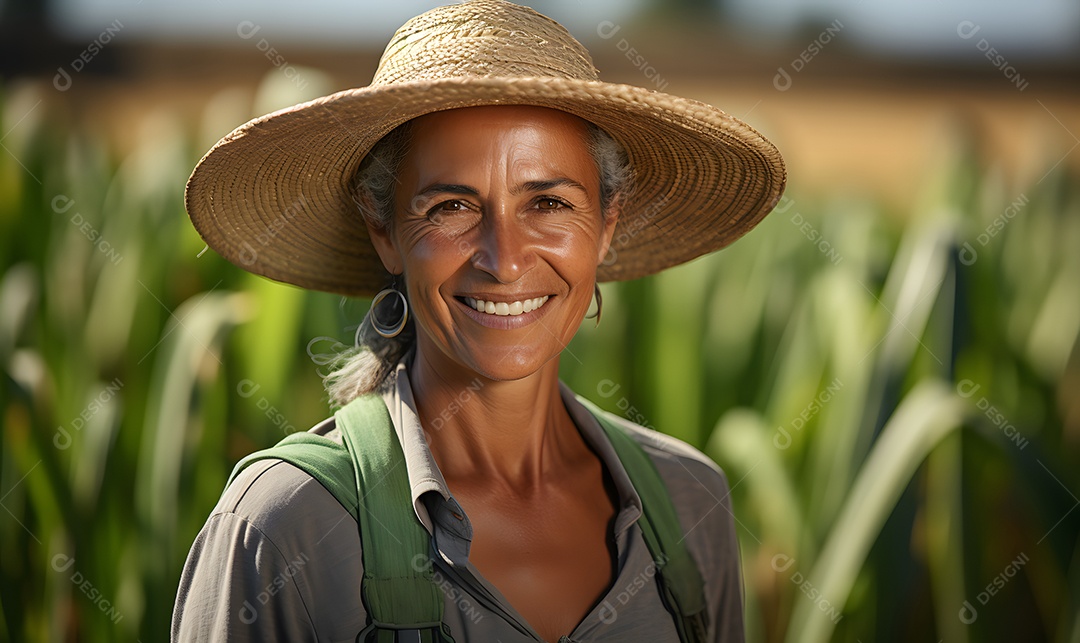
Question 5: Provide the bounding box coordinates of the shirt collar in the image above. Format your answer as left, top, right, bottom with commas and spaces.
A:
378, 352, 644, 536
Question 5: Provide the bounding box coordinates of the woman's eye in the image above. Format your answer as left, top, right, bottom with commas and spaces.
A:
536, 197, 568, 211
427, 200, 469, 218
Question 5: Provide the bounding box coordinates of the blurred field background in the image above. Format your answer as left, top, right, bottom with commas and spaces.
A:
1, 0, 1079, 641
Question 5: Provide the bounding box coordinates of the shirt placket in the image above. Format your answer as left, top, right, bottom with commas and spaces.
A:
424, 493, 542, 639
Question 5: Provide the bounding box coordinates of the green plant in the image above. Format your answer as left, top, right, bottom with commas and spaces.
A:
1, 80, 1076, 642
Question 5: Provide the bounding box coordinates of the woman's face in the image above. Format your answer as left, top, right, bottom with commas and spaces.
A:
367, 105, 619, 381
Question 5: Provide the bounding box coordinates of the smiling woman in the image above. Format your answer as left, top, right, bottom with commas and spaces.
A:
173, 1, 784, 642
372, 107, 617, 375
326, 110, 634, 402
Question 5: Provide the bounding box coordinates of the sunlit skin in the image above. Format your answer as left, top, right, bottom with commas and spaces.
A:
365, 105, 622, 642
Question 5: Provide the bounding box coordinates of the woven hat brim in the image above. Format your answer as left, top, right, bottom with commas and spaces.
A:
186, 76, 786, 297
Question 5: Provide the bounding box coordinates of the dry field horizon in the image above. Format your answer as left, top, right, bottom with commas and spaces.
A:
9, 37, 1075, 213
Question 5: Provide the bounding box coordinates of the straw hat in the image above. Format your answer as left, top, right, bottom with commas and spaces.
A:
186, 0, 785, 297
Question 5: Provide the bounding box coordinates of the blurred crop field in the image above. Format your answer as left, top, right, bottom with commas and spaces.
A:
2, 25, 1080, 643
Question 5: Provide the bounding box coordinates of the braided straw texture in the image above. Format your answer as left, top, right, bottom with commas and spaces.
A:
186, 0, 786, 296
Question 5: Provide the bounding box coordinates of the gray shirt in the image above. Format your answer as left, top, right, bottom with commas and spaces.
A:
172, 360, 745, 642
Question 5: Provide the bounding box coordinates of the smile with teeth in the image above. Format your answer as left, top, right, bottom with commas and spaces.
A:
463, 295, 551, 316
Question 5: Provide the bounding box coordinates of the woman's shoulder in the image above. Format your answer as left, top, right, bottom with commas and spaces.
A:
173, 417, 367, 641
214, 418, 350, 536
580, 399, 732, 497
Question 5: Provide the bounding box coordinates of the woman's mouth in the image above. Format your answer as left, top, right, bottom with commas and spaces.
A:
461, 295, 551, 317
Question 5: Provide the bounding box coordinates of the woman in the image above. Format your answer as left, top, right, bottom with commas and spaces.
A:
174, 1, 784, 641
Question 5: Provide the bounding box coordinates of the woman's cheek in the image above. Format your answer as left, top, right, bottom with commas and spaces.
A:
396, 222, 466, 265
531, 218, 603, 262
429, 228, 478, 265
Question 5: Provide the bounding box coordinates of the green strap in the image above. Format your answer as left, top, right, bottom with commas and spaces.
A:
575, 395, 710, 643
334, 395, 445, 631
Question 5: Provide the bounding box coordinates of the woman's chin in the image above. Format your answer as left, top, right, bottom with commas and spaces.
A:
457, 345, 560, 383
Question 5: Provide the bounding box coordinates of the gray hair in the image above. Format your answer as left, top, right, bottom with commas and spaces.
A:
324, 116, 635, 406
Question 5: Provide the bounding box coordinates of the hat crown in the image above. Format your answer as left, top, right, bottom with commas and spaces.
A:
372, 0, 599, 86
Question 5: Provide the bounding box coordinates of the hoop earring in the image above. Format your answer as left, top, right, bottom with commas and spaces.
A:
369, 286, 409, 338
584, 283, 603, 326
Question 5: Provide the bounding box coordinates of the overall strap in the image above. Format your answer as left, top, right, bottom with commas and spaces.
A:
576, 396, 710, 643
335, 395, 447, 639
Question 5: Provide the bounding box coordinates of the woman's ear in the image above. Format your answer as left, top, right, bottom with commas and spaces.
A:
358, 193, 403, 275
595, 201, 621, 267
366, 223, 402, 276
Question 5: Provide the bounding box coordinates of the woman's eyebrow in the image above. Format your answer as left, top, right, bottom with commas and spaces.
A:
415, 183, 480, 199
513, 177, 588, 195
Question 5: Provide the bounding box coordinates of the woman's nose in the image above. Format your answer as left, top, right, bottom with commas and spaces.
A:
469, 211, 536, 283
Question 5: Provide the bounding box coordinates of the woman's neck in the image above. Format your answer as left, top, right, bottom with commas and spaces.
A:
407, 339, 583, 493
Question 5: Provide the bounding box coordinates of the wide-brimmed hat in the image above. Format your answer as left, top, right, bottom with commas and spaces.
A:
186, 0, 785, 297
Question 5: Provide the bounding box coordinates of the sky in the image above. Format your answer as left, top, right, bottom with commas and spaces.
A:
726, 0, 1080, 57
45, 0, 1080, 60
